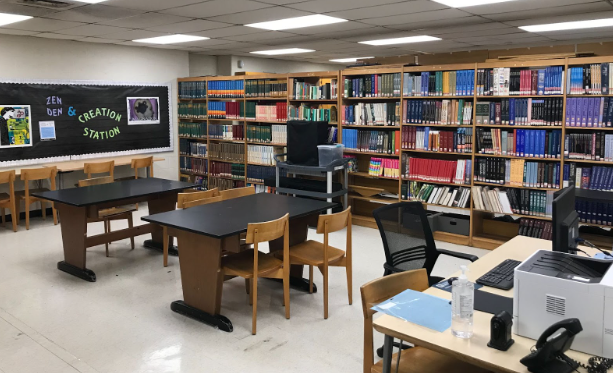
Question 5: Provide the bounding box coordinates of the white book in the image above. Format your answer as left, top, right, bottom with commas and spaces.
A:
449, 190, 458, 207
427, 187, 439, 204
441, 189, 451, 205
575, 167, 582, 187
471, 187, 480, 210
498, 191, 513, 214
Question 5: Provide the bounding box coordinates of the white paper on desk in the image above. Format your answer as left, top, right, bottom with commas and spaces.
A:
372, 289, 452, 332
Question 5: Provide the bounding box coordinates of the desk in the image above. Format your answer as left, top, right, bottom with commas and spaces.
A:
33, 178, 195, 282
142, 193, 336, 332
373, 236, 594, 373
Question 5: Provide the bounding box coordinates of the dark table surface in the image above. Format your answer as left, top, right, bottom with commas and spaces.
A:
142, 193, 337, 239
32, 178, 196, 207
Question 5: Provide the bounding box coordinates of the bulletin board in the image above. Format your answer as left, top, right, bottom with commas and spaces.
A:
0, 79, 173, 167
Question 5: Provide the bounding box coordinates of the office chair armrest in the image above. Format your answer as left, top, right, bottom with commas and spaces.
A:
437, 249, 479, 262
383, 263, 405, 274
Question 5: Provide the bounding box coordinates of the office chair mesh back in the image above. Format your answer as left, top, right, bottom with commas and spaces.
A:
373, 202, 439, 276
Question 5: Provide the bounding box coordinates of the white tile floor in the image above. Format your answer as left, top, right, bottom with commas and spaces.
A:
0, 205, 489, 373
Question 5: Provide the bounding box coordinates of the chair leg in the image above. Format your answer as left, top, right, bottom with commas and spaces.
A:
52, 203, 58, 225
15, 200, 20, 226
104, 220, 110, 257
252, 277, 258, 335
10, 201, 17, 232
128, 215, 135, 250
248, 279, 254, 305
245, 278, 250, 295
25, 199, 30, 230
309, 265, 313, 294
41, 201, 46, 220
1, 207, 4, 227
163, 227, 169, 267
283, 266, 290, 320
346, 263, 353, 305
324, 264, 329, 320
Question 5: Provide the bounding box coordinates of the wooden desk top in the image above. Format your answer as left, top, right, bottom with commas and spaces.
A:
373, 236, 595, 373
6, 155, 164, 176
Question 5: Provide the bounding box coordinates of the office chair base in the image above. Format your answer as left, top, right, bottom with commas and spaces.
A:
143, 239, 179, 257
171, 301, 233, 332
268, 277, 318, 293
57, 261, 96, 282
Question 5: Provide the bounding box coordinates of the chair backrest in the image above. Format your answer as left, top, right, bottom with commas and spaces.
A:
360, 269, 429, 373
177, 188, 219, 209
372, 202, 439, 277
0, 170, 15, 200
246, 213, 289, 245
182, 195, 222, 209
316, 207, 351, 234
21, 167, 57, 193
131, 156, 154, 179
220, 186, 255, 201
84, 161, 114, 179
78, 176, 114, 187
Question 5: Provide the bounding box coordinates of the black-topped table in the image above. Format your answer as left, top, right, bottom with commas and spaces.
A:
142, 193, 336, 332
33, 178, 196, 282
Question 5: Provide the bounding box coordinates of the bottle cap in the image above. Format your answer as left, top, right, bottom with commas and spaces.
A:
459, 265, 468, 281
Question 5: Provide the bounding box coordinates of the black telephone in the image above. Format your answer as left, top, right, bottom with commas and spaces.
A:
520, 318, 583, 373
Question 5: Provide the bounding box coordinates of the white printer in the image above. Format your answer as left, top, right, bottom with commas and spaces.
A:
513, 250, 613, 358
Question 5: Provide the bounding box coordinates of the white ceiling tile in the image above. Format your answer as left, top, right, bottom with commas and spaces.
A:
437, 27, 524, 39
462, 0, 602, 15
97, 12, 193, 28
465, 36, 552, 46
359, 8, 471, 26
286, 0, 406, 13
214, 7, 313, 24
326, 0, 451, 20
79, 37, 125, 44
0, 2, 57, 17
55, 24, 131, 37
192, 26, 267, 38
384, 15, 484, 31
426, 22, 513, 36
213, 42, 268, 50
288, 21, 374, 35
183, 38, 236, 46
102, 0, 206, 11
44, 4, 144, 23
2, 18, 86, 32
257, 35, 320, 45
482, 2, 612, 22
160, 0, 272, 18
145, 19, 232, 33
0, 28, 39, 36
34, 32, 86, 40
222, 31, 298, 42
255, 0, 306, 4
101, 29, 167, 41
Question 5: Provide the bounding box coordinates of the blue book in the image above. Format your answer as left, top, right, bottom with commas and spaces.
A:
606, 167, 613, 191
509, 99, 515, 125
424, 127, 430, 150
540, 130, 546, 158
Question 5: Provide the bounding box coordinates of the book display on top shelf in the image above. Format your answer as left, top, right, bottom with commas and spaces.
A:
292, 77, 338, 100
476, 66, 564, 96
403, 70, 474, 97
208, 80, 244, 98
343, 73, 401, 98
245, 78, 287, 98
567, 63, 612, 95
179, 81, 206, 100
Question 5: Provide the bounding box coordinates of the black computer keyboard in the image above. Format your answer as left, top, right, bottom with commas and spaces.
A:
476, 259, 522, 290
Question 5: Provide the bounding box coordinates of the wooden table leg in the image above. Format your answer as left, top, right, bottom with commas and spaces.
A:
170, 230, 232, 332
55, 204, 96, 282
143, 193, 178, 255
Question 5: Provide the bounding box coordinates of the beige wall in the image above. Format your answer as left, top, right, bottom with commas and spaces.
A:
229, 55, 339, 75
188, 54, 217, 77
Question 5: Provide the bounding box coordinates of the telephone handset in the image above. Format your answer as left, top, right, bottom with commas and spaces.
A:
520, 318, 583, 373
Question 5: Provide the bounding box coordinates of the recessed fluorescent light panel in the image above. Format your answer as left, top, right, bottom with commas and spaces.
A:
251, 48, 315, 56
0, 12, 32, 27
246, 15, 347, 31
330, 57, 374, 63
133, 34, 209, 44
519, 18, 613, 33
359, 35, 441, 46
432, 0, 517, 7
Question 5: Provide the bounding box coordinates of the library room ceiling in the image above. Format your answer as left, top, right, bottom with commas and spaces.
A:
0, 0, 613, 62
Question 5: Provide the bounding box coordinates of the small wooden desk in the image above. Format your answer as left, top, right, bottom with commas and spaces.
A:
373, 236, 594, 373
32, 178, 195, 282
142, 193, 336, 332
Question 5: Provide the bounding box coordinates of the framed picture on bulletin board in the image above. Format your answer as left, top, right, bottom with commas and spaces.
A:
127, 97, 160, 125
0, 105, 32, 148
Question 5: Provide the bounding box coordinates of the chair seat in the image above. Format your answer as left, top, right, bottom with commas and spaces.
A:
371, 346, 489, 373
288, 240, 345, 266
0, 193, 9, 203
222, 249, 283, 278
98, 205, 137, 219
15, 188, 49, 199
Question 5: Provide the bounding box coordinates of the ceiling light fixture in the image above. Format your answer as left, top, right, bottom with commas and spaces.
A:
431, 0, 518, 7
251, 48, 315, 55
133, 34, 209, 44
519, 17, 613, 33
246, 14, 347, 31
359, 35, 441, 46
329, 57, 374, 63
0, 12, 32, 27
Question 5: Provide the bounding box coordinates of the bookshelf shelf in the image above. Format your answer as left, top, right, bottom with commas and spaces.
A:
245, 120, 287, 124
403, 124, 473, 128
348, 193, 398, 204
475, 124, 561, 129
403, 149, 472, 156
178, 117, 208, 121
247, 141, 286, 147
207, 98, 244, 101
209, 158, 243, 164
343, 97, 400, 101
181, 155, 208, 160
178, 136, 207, 141
208, 118, 243, 122
342, 125, 400, 129
344, 150, 399, 157
476, 95, 564, 98
474, 154, 561, 161
473, 181, 559, 191
565, 126, 613, 131
418, 202, 471, 212
564, 159, 613, 165
247, 162, 275, 167
179, 98, 207, 102
350, 171, 399, 181
247, 181, 265, 185
473, 209, 552, 221
210, 175, 246, 181
209, 138, 245, 144
567, 94, 613, 98
404, 178, 470, 187
580, 222, 613, 229
289, 99, 337, 103
181, 170, 208, 177
403, 96, 473, 100
245, 97, 288, 100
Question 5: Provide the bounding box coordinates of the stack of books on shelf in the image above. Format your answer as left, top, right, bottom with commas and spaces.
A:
564, 164, 613, 191
179, 102, 207, 119
403, 182, 471, 208
209, 143, 244, 162
565, 97, 613, 127
564, 132, 613, 161
342, 102, 400, 126
344, 155, 358, 173
209, 124, 244, 140
289, 104, 337, 122
246, 124, 287, 144
293, 79, 337, 100
476, 128, 562, 158
247, 145, 285, 166
245, 102, 287, 121
208, 102, 244, 120
476, 158, 561, 188
401, 127, 473, 153
210, 178, 245, 191
210, 162, 245, 179
247, 165, 286, 183
403, 99, 473, 125
519, 218, 553, 240
192, 176, 207, 191
342, 129, 400, 154
402, 70, 474, 97
179, 81, 206, 99
179, 140, 207, 158
245, 79, 287, 97
475, 98, 563, 126
472, 186, 553, 217
368, 158, 399, 179
576, 200, 613, 226
208, 80, 244, 98
343, 73, 401, 97
405, 157, 471, 185
567, 64, 612, 95
179, 122, 206, 138
476, 67, 564, 96
180, 157, 207, 175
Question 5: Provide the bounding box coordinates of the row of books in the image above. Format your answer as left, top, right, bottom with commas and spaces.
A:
567, 64, 612, 95
245, 79, 287, 98
342, 102, 400, 126
247, 145, 285, 166
210, 178, 245, 191
472, 186, 554, 217
178, 102, 207, 119
179, 81, 206, 99
475, 158, 561, 189
208, 80, 244, 98
576, 200, 613, 226
208, 101, 243, 119
192, 176, 207, 191
475, 98, 563, 126
564, 133, 613, 161
209, 143, 244, 163
401, 127, 473, 153
209, 124, 243, 141
246, 124, 287, 144
245, 102, 287, 122
210, 162, 245, 179
403, 99, 473, 125
293, 79, 337, 100
477, 67, 564, 96
328, 127, 338, 143
476, 128, 562, 158
289, 104, 337, 123
179, 140, 207, 158
249, 184, 277, 194
180, 157, 207, 175
565, 97, 613, 127
344, 155, 358, 173
341, 129, 400, 155
519, 218, 553, 240
343, 73, 402, 98
403, 182, 471, 209
566, 164, 613, 192
179, 122, 206, 138
402, 70, 475, 97
368, 158, 400, 179
405, 157, 471, 185
247, 165, 286, 183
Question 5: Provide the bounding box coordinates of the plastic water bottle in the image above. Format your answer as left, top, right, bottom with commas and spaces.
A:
451, 265, 474, 339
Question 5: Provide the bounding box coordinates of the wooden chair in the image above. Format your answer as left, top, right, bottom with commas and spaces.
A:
282, 207, 352, 319
221, 213, 290, 335
84, 160, 114, 179
220, 186, 255, 201
361, 269, 489, 373
16, 167, 58, 230
131, 156, 154, 179
79, 176, 136, 257
0, 170, 17, 232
